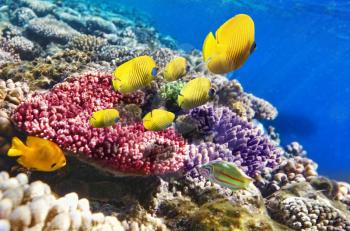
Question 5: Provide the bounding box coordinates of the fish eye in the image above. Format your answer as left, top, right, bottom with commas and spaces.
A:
114, 117, 120, 123
186, 65, 190, 72
208, 88, 216, 97
151, 67, 158, 77
51, 163, 57, 168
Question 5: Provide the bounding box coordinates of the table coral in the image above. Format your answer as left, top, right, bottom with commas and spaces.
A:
12, 72, 188, 175
26, 16, 79, 45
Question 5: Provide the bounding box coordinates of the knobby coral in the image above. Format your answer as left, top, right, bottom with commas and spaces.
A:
0, 171, 150, 231
12, 72, 188, 175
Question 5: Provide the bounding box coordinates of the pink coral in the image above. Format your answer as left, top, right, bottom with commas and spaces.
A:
12, 72, 188, 175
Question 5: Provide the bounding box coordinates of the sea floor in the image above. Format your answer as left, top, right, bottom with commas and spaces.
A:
0, 0, 349, 230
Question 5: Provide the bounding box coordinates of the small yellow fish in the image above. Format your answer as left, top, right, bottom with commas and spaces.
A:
177, 77, 215, 110
112, 55, 158, 93
143, 109, 175, 131
163, 57, 189, 82
89, 109, 120, 128
203, 14, 256, 74
7, 136, 66, 172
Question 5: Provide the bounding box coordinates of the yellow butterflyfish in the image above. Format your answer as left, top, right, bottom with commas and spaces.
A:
112, 55, 158, 93
143, 109, 175, 131
89, 109, 120, 128
202, 14, 256, 74
163, 57, 189, 82
7, 136, 66, 172
177, 77, 215, 110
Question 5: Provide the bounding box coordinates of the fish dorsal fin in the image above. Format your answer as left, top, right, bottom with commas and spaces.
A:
202, 32, 218, 62
26, 136, 46, 147
216, 14, 254, 45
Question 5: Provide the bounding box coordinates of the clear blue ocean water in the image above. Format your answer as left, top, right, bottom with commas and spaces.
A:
106, 0, 350, 180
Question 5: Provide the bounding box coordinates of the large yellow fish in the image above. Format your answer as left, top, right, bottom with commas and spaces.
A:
177, 77, 215, 110
112, 55, 158, 93
143, 109, 175, 131
163, 57, 189, 82
7, 136, 66, 172
202, 14, 256, 74
89, 109, 120, 128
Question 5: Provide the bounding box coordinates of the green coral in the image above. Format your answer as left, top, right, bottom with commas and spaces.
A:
159, 80, 185, 103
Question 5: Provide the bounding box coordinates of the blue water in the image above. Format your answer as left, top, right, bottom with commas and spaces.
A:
106, 0, 350, 181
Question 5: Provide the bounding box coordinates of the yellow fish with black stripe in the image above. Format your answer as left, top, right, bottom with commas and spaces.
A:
89, 109, 120, 128
177, 77, 215, 110
143, 109, 175, 131
7, 136, 66, 172
203, 14, 256, 74
112, 56, 158, 93
163, 57, 189, 82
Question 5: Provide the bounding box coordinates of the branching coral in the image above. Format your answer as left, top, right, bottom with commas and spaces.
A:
26, 16, 79, 45
85, 16, 117, 34
0, 37, 20, 66
12, 72, 188, 175
18, 0, 56, 17
182, 105, 282, 177
159, 81, 185, 105
5, 36, 41, 60
9, 7, 37, 26
68, 34, 107, 52
241, 93, 278, 121
0, 49, 93, 89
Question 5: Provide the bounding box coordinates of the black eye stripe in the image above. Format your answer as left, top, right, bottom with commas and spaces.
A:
51, 163, 57, 168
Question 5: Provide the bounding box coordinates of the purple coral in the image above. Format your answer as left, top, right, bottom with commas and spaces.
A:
186, 105, 282, 177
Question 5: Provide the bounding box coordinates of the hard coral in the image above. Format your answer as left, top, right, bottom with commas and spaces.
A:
0, 171, 129, 230
267, 194, 350, 230
9, 7, 37, 26
68, 34, 107, 52
18, 0, 56, 17
12, 73, 188, 175
184, 105, 282, 177
26, 16, 79, 45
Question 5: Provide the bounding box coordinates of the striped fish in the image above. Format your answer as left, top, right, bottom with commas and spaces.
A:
198, 160, 253, 191
143, 109, 175, 131
163, 57, 189, 82
202, 14, 256, 74
89, 109, 120, 128
112, 55, 158, 93
177, 77, 215, 110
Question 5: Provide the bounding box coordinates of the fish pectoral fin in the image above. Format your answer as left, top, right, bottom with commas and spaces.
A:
8, 137, 26, 157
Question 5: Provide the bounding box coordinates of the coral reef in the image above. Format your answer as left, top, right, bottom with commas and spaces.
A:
0, 171, 148, 231
68, 34, 107, 52
0, 0, 348, 230
26, 16, 79, 45
12, 72, 188, 175
256, 156, 318, 196
267, 182, 350, 231
184, 105, 283, 177
10, 7, 37, 26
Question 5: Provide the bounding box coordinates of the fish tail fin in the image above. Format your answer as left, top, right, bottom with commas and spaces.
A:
8, 137, 26, 157
202, 32, 218, 62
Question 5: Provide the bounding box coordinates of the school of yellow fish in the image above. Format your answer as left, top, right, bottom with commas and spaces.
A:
5, 14, 256, 177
